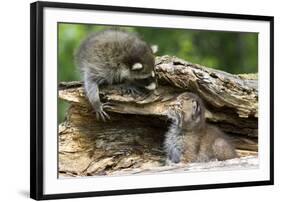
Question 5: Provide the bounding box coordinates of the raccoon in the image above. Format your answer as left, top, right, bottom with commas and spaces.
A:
75, 29, 157, 121
164, 93, 237, 164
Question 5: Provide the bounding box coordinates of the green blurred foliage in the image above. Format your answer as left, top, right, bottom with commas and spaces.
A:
58, 23, 258, 123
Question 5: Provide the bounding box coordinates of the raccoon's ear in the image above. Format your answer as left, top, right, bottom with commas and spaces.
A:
150, 45, 158, 54
192, 100, 201, 119
132, 63, 143, 70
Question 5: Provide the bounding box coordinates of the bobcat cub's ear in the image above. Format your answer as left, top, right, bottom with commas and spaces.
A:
132, 63, 143, 70
192, 100, 201, 119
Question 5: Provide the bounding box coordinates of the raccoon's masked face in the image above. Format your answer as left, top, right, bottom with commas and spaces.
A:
131, 63, 157, 91
127, 49, 157, 91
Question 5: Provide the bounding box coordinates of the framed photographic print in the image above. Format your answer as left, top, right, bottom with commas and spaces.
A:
30, 1, 274, 200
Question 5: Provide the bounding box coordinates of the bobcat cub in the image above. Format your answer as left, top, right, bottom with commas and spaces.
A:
164, 93, 237, 164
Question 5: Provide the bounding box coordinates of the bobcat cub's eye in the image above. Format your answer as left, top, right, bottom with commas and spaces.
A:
132, 63, 143, 70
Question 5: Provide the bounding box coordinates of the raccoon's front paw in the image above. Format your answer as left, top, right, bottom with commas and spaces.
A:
120, 85, 144, 97
93, 102, 112, 121
167, 147, 181, 164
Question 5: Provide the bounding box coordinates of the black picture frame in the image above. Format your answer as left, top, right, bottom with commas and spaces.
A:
30, 1, 274, 200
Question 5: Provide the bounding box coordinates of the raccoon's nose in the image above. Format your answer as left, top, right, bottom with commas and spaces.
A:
145, 82, 156, 90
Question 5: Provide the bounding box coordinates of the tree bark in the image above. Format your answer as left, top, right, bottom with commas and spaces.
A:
59, 56, 258, 177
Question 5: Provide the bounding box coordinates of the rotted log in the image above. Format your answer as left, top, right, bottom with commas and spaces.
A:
59, 56, 258, 177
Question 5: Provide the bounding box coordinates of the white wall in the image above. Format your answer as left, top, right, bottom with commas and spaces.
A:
0, 0, 279, 201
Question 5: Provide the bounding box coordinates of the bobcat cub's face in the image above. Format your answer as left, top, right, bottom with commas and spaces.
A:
180, 94, 205, 131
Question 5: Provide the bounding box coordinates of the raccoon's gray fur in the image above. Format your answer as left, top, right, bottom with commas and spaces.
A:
75, 29, 157, 121
164, 93, 237, 164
